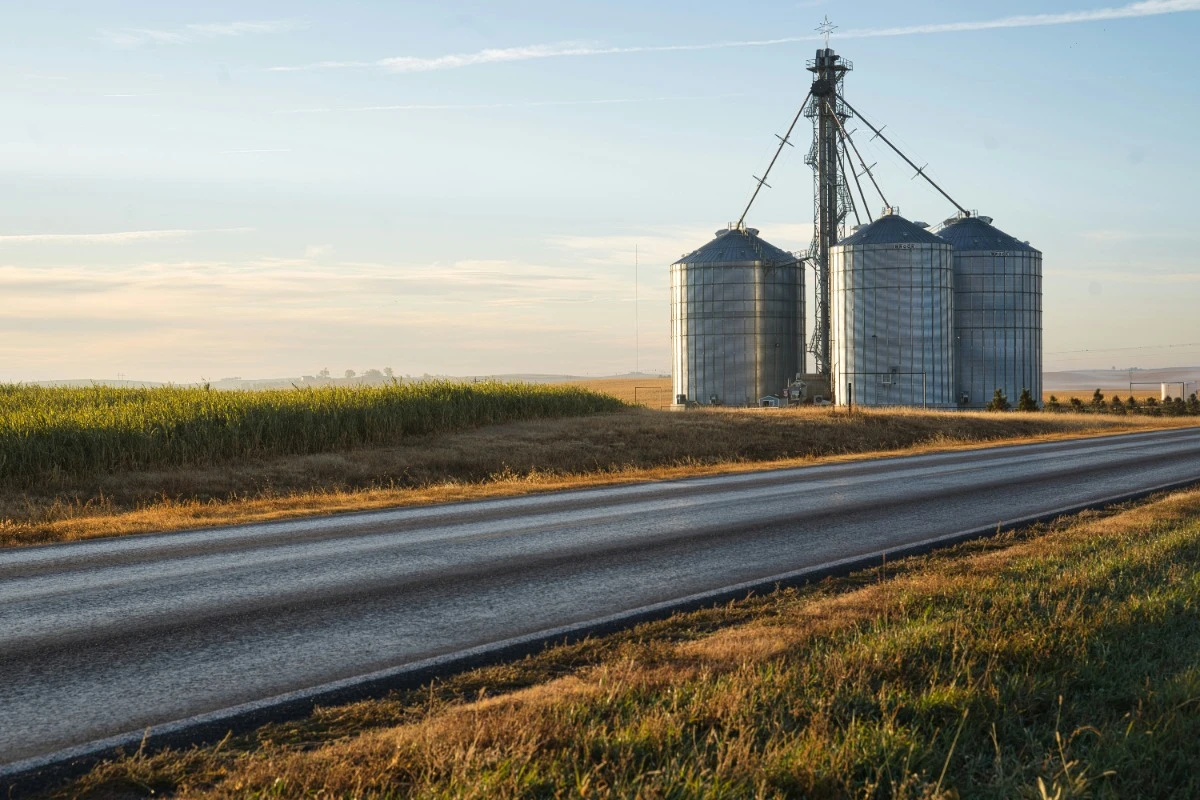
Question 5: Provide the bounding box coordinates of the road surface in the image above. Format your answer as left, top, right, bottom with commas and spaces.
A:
4, 426, 1200, 773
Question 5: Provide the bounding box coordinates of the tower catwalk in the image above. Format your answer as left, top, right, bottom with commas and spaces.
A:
804, 47, 853, 379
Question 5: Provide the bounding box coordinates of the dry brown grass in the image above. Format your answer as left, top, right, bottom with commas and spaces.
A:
564, 377, 673, 406
48, 488, 1200, 799
568, 379, 1172, 408
3, 407, 1196, 549
574, 380, 1169, 408
1044, 389, 1163, 402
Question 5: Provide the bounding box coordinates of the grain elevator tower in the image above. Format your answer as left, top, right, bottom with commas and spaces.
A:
804, 29, 853, 379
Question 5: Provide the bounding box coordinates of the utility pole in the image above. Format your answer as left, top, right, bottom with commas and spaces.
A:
634, 243, 640, 375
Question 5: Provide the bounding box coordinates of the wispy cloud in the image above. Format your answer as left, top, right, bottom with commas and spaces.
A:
0, 228, 252, 244
840, 0, 1200, 38
547, 223, 814, 272
186, 21, 305, 37
280, 95, 740, 114
269, 0, 1200, 73
101, 19, 304, 48
1080, 229, 1200, 243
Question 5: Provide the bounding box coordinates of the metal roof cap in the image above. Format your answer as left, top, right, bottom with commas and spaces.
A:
673, 227, 797, 266
934, 215, 1040, 254
836, 212, 947, 247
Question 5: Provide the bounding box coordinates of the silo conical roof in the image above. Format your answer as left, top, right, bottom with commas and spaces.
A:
935, 215, 1040, 253
837, 211, 946, 247
674, 227, 796, 266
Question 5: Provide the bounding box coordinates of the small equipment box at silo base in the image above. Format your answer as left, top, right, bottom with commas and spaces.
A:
800, 373, 832, 405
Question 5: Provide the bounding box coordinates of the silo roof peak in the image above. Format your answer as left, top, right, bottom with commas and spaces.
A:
836, 212, 946, 247
674, 226, 796, 266
934, 215, 1040, 253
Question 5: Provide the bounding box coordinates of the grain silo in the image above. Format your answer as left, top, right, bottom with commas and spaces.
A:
830, 209, 955, 408
671, 227, 804, 406
935, 214, 1043, 409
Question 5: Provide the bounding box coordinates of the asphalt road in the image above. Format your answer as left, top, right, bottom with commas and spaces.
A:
4, 426, 1200, 772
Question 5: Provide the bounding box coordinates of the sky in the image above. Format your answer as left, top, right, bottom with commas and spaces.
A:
2, 0, 1199, 382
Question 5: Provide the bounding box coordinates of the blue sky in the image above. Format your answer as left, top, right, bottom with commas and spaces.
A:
2, 1, 1198, 381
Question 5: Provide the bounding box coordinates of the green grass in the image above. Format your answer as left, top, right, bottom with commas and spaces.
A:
46, 490, 1200, 799
0, 382, 623, 488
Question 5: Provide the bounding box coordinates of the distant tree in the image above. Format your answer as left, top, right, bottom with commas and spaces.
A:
1090, 389, 1105, 411
1070, 397, 1085, 413
1017, 388, 1038, 412
363, 369, 384, 380
1046, 395, 1062, 413
1145, 396, 1161, 416
318, 368, 331, 379
1126, 396, 1140, 413
1110, 395, 1127, 415
1188, 393, 1200, 415
1173, 397, 1187, 416
987, 388, 1011, 412
383, 367, 394, 378
344, 369, 356, 380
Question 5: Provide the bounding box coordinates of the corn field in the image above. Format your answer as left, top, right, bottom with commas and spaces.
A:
0, 382, 624, 486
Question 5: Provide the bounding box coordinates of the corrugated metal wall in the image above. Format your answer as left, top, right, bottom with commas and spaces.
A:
831, 241, 956, 408
671, 259, 803, 406
952, 249, 1043, 408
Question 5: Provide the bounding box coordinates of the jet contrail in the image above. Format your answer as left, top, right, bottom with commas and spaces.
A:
269, 0, 1200, 73
0, 228, 252, 244
278, 94, 742, 114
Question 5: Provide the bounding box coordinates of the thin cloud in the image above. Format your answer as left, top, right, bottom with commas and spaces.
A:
186, 21, 305, 37
840, 0, 1200, 38
0, 228, 253, 244
269, 0, 1200, 73
1080, 229, 1200, 243
280, 95, 741, 114
101, 19, 304, 48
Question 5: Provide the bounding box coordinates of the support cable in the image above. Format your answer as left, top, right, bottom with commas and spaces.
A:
836, 126, 873, 225
836, 93, 969, 217
824, 99, 886, 214
736, 89, 813, 229
838, 145, 861, 228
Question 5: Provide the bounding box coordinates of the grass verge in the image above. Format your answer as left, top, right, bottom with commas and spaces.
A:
3, 408, 1197, 548
40, 487, 1200, 799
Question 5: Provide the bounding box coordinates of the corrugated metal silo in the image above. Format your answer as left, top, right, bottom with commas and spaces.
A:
935, 214, 1043, 409
671, 227, 804, 406
830, 210, 956, 408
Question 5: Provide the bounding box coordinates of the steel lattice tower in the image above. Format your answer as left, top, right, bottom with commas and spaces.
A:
804, 47, 853, 377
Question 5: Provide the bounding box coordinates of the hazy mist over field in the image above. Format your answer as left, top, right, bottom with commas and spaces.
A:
3, 1, 1199, 383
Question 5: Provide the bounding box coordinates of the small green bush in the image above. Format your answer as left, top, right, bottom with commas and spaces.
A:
987, 388, 1011, 412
